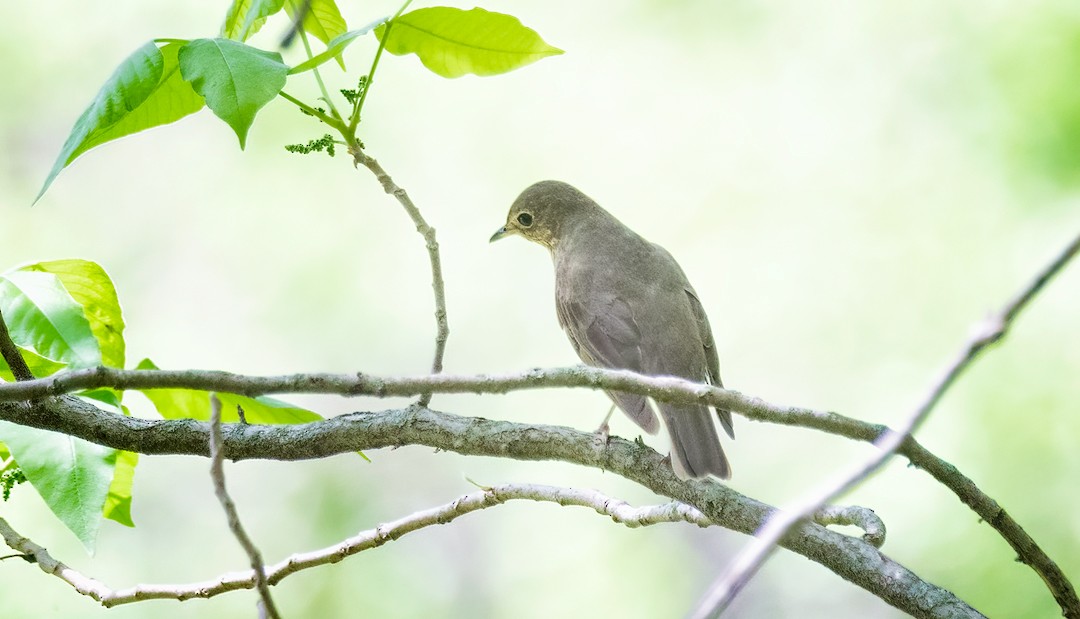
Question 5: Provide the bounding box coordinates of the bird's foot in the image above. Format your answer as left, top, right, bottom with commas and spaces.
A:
592, 404, 617, 447
592, 421, 610, 447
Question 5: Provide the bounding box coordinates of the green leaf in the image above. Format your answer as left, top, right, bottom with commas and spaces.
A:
222, 393, 324, 424
36, 41, 204, 204
79, 387, 125, 410
135, 359, 366, 459
178, 39, 288, 149
19, 260, 125, 370
285, 0, 348, 58
103, 449, 138, 528
288, 18, 386, 75
0, 346, 67, 382
76, 390, 137, 527
0, 271, 101, 369
375, 7, 563, 79
134, 359, 321, 423
221, 0, 287, 42
0, 416, 117, 552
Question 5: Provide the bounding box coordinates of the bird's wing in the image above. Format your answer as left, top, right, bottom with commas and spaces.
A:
684, 287, 734, 439
557, 294, 660, 434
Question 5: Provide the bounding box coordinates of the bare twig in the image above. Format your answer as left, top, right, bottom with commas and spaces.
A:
351, 148, 448, 406
0, 483, 885, 609
0, 364, 1072, 614
0, 516, 113, 600
0, 308, 34, 382
208, 396, 281, 619
692, 229, 1080, 619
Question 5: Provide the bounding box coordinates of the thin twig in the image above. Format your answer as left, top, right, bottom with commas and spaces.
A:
296, 28, 343, 122
351, 148, 448, 406
208, 395, 281, 619
691, 229, 1080, 619
0, 362, 1073, 614
0, 308, 34, 382
0, 483, 881, 608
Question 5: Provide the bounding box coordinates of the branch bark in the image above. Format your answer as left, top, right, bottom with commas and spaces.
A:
0, 483, 733, 607
0, 397, 982, 618
0, 365, 1069, 615
693, 228, 1080, 618
0, 308, 34, 382
208, 396, 281, 619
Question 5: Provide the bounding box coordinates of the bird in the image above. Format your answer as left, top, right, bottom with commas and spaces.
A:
490, 180, 734, 480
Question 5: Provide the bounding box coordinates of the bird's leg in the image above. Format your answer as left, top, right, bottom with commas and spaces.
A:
593, 404, 617, 445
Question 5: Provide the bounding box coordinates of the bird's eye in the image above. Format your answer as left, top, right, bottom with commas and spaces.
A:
517, 212, 534, 227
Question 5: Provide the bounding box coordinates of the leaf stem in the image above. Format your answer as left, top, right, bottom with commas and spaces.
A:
349, 0, 414, 131
299, 29, 343, 122
278, 90, 345, 131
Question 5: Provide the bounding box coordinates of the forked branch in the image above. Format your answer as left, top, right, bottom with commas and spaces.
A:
692, 229, 1080, 619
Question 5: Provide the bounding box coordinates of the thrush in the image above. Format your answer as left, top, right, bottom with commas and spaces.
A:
491, 180, 734, 480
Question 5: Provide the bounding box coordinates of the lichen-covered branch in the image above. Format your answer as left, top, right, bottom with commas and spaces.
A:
0, 398, 981, 618
814, 505, 885, 549
0, 364, 1069, 614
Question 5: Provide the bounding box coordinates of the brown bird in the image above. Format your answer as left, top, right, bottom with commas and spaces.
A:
491, 180, 734, 479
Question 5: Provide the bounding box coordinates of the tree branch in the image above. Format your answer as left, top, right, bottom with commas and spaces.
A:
0, 398, 983, 618
208, 396, 281, 619
351, 147, 449, 406
0, 483, 741, 607
814, 505, 885, 549
692, 229, 1080, 619
0, 365, 1070, 614
0, 307, 34, 382
0, 358, 1067, 609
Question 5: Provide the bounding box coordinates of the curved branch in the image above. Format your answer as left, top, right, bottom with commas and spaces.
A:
0, 365, 751, 405
0, 398, 980, 618
0, 308, 34, 382
693, 228, 1080, 619
0, 483, 722, 607
814, 505, 885, 549
0, 366, 1070, 614
351, 148, 449, 406
208, 396, 280, 619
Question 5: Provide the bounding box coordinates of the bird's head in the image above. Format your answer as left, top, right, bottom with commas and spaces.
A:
490, 180, 595, 249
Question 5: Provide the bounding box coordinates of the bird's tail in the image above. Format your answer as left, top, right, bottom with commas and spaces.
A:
662, 404, 730, 480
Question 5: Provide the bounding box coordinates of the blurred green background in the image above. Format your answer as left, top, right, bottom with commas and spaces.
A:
3, 1, 1079, 617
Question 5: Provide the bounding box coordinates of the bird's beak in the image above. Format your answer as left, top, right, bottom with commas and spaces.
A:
489, 225, 512, 243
